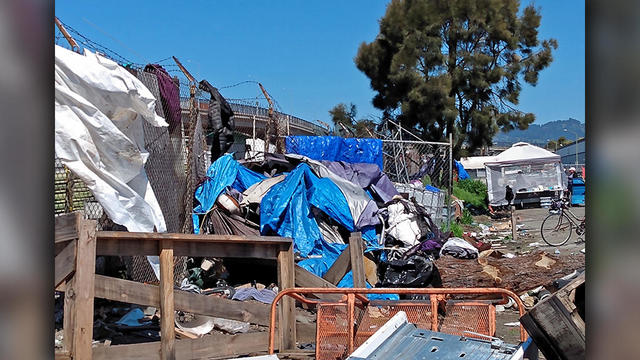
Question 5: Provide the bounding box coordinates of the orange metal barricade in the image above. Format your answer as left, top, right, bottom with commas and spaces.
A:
269, 287, 526, 360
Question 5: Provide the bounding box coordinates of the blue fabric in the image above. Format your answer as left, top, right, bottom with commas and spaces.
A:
298, 242, 397, 300
455, 160, 470, 180
116, 308, 150, 327
286, 136, 384, 170
260, 164, 356, 256
298, 241, 347, 277
192, 154, 265, 234
338, 272, 399, 301
424, 185, 441, 193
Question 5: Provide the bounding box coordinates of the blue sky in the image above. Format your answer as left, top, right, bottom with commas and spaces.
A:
55, 0, 584, 126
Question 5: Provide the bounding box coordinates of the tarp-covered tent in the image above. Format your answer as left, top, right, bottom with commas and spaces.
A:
485, 142, 564, 206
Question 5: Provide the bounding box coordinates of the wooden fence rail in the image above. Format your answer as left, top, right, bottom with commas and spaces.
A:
54, 212, 296, 360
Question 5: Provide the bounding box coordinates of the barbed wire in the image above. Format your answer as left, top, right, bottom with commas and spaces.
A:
219, 80, 259, 89
56, 18, 142, 67
55, 18, 296, 120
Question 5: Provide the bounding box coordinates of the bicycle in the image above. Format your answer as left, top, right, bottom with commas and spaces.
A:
540, 198, 585, 247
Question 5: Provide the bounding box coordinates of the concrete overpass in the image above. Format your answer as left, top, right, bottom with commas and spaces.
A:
181, 98, 330, 138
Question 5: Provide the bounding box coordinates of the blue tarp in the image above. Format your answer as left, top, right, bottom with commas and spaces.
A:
192, 154, 265, 234
286, 136, 384, 170
455, 160, 470, 180
298, 241, 397, 300
260, 163, 357, 256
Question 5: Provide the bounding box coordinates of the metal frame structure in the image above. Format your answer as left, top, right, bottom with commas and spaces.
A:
268, 287, 527, 359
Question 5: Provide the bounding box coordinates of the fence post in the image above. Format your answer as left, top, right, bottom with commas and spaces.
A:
448, 133, 453, 229
160, 240, 175, 360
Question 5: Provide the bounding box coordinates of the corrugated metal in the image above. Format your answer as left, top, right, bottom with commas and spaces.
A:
349, 322, 519, 360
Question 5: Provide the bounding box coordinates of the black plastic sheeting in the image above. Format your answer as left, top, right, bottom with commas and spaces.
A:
378, 253, 442, 288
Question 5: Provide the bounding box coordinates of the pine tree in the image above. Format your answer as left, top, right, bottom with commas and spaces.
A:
355, 0, 557, 156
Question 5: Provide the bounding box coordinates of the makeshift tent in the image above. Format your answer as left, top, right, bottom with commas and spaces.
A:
192, 154, 265, 234
485, 142, 564, 206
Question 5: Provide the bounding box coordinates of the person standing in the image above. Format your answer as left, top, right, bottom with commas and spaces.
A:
566, 167, 576, 203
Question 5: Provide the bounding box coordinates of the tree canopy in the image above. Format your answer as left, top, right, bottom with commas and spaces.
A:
355, 0, 557, 156
328, 102, 377, 138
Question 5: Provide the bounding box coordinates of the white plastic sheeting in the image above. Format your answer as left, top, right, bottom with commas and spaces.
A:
54, 45, 168, 233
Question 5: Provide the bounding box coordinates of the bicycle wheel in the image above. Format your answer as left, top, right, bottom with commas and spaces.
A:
541, 212, 573, 247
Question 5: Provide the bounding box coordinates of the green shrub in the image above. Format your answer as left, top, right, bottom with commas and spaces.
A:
460, 209, 474, 225
442, 222, 464, 238
453, 179, 488, 209
450, 222, 464, 237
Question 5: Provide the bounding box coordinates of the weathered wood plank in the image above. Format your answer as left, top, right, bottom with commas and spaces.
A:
323, 244, 351, 285
96, 231, 292, 245
55, 212, 81, 243
159, 240, 175, 360
55, 240, 76, 289
349, 233, 366, 288
277, 244, 296, 350
54, 351, 71, 360
96, 239, 280, 259
94, 275, 273, 326
173, 241, 280, 259
92, 332, 273, 360
71, 218, 97, 360
96, 238, 159, 256
294, 265, 343, 302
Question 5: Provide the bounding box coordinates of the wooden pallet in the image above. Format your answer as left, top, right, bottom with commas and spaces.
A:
520, 272, 585, 360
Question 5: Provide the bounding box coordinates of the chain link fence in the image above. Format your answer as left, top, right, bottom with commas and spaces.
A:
382, 139, 452, 226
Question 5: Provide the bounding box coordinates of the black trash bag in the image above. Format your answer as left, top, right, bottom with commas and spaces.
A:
378, 253, 442, 288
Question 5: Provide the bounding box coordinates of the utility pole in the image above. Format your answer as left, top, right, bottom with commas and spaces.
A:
564, 129, 580, 167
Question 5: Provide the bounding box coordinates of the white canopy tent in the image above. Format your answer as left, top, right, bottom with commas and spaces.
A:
485, 142, 564, 206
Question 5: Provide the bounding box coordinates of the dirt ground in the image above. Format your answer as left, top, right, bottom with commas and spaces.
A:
481, 205, 586, 359
471, 205, 586, 256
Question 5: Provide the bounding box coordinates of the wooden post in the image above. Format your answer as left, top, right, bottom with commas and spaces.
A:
349, 233, 366, 288
511, 205, 517, 242
322, 244, 351, 285
347, 293, 356, 354
277, 243, 296, 350
159, 240, 175, 360
67, 216, 97, 359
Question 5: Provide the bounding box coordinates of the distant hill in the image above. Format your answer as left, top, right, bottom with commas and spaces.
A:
492, 118, 585, 146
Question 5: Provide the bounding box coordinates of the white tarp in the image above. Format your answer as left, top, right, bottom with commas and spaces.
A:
55, 45, 168, 233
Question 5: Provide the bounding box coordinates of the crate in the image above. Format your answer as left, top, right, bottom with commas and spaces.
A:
520, 272, 585, 360
394, 183, 445, 225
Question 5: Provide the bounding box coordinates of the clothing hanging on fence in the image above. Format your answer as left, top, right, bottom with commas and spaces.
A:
199, 80, 235, 161
144, 64, 182, 133
54, 45, 168, 233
